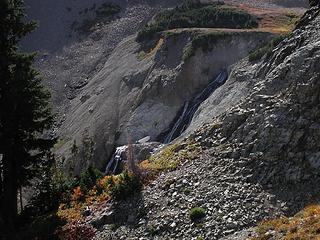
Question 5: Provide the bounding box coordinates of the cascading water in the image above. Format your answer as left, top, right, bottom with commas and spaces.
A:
105, 70, 228, 174
164, 70, 228, 143
105, 145, 127, 175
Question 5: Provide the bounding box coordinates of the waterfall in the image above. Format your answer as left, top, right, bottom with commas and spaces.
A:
105, 70, 228, 174
164, 102, 190, 144
164, 70, 228, 143
105, 145, 127, 175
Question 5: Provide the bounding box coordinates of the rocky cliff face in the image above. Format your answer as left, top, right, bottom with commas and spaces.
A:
56, 29, 273, 173
21, 0, 320, 239
23, 0, 309, 173
89, 6, 320, 240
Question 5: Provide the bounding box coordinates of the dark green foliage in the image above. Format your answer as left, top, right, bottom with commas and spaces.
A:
0, 0, 55, 231
189, 207, 206, 221
184, 32, 230, 59
95, 3, 121, 17
22, 166, 101, 221
18, 214, 65, 240
137, 0, 258, 41
108, 171, 142, 200
21, 154, 60, 218
249, 34, 288, 62
79, 166, 103, 194
51, 169, 79, 205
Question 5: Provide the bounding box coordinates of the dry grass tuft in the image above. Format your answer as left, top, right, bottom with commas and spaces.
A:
232, 4, 301, 34
139, 141, 202, 175
252, 205, 320, 240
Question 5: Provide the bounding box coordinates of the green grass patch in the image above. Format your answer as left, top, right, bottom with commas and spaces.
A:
137, 0, 258, 41
140, 144, 181, 172
140, 141, 202, 174
190, 207, 206, 221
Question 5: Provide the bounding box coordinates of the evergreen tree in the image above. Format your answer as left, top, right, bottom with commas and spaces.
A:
0, 0, 55, 233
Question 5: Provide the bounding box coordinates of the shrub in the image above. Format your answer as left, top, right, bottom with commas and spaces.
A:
183, 32, 230, 59
146, 224, 159, 236
71, 186, 84, 202
57, 171, 142, 225
108, 171, 142, 200
190, 207, 206, 221
52, 170, 79, 204
18, 214, 66, 240
79, 166, 103, 194
137, 0, 258, 41
248, 34, 288, 62
140, 144, 180, 173
20, 158, 77, 221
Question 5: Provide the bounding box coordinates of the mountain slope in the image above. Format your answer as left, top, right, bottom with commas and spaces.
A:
89, 5, 320, 240
22, 0, 309, 173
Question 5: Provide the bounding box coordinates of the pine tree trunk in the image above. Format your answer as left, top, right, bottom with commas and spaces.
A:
2, 150, 18, 233
19, 186, 23, 213
0, 162, 3, 201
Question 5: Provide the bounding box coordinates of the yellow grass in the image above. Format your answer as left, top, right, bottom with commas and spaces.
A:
252, 205, 320, 240
227, 3, 302, 34
140, 141, 202, 174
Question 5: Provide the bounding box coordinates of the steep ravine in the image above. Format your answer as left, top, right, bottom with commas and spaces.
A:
90, 5, 320, 240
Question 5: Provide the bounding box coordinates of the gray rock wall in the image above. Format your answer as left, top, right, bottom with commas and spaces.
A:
92, 8, 320, 239
56, 30, 273, 173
